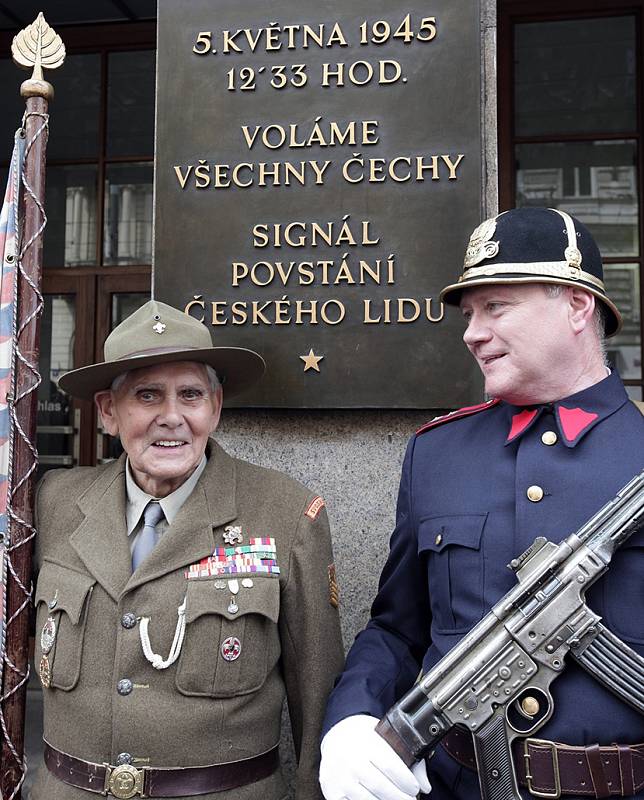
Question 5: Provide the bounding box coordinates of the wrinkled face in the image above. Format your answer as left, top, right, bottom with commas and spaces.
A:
460, 284, 582, 405
95, 361, 221, 497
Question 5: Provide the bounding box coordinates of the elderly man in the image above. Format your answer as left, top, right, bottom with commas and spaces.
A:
31, 300, 344, 800
320, 207, 644, 800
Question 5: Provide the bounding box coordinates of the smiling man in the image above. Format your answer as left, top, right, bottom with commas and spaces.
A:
31, 300, 344, 800
320, 207, 644, 800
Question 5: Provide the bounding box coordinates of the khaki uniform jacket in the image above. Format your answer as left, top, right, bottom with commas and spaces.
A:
31, 441, 344, 800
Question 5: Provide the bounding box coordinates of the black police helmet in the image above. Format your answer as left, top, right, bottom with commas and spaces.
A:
440, 207, 622, 336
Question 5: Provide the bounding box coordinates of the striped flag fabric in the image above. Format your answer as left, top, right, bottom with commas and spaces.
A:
0, 131, 25, 542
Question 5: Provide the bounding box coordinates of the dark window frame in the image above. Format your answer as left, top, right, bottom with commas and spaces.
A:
0, 21, 156, 464
499, 1, 644, 395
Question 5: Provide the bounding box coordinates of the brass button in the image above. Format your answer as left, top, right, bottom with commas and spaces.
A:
435, 533, 443, 546
541, 431, 558, 446
527, 485, 544, 503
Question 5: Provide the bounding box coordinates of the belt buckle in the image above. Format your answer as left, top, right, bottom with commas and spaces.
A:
523, 738, 561, 799
103, 763, 146, 799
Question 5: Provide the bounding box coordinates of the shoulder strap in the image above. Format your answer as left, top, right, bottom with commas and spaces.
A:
416, 398, 501, 436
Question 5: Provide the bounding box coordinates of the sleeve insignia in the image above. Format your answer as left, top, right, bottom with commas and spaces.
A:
328, 564, 339, 608
305, 495, 325, 521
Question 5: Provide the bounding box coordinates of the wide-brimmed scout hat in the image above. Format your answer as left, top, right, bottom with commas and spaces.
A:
440, 207, 622, 337
57, 300, 266, 400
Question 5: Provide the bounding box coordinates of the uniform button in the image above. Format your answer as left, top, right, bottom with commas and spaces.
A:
117, 753, 134, 765
121, 613, 137, 629
117, 678, 133, 696
435, 533, 443, 546
526, 485, 544, 503
541, 431, 558, 446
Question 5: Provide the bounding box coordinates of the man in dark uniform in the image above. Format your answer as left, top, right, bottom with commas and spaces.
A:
32, 299, 344, 800
319, 207, 644, 800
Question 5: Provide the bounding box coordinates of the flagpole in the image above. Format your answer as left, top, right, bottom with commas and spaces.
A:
1, 15, 64, 799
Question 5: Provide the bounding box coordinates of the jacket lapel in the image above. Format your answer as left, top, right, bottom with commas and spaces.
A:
123, 440, 238, 594
69, 457, 131, 603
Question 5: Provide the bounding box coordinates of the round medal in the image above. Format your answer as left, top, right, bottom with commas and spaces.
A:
40, 615, 57, 655
221, 636, 241, 662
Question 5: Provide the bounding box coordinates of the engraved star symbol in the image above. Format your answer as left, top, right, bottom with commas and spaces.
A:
300, 349, 324, 372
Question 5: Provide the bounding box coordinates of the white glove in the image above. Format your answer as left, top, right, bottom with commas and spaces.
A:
319, 714, 432, 800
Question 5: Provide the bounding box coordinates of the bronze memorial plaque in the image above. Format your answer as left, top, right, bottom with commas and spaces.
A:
155, 0, 488, 407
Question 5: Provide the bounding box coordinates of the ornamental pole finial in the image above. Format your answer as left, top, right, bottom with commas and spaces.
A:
11, 12, 65, 101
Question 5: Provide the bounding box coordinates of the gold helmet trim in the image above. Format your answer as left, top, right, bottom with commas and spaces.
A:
459, 261, 605, 291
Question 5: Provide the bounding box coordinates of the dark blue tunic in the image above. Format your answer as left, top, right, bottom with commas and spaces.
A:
324, 371, 644, 799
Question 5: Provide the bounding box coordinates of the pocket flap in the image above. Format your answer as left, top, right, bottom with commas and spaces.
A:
418, 514, 487, 554
35, 562, 95, 625
185, 576, 280, 624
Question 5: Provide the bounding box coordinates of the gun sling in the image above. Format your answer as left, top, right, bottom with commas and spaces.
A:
442, 728, 644, 798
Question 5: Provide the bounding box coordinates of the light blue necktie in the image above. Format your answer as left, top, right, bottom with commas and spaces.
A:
132, 501, 164, 571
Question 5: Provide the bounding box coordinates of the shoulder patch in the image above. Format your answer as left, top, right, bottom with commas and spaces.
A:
305, 495, 325, 521
416, 398, 501, 435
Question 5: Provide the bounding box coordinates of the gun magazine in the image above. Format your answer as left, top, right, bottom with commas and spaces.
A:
572, 623, 644, 714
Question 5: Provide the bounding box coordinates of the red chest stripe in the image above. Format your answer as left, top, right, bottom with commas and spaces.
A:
416, 398, 501, 435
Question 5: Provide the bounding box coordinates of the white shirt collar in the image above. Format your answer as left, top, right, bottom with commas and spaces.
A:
125, 454, 207, 535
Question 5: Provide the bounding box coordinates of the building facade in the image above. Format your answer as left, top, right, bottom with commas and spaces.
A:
0, 1, 641, 797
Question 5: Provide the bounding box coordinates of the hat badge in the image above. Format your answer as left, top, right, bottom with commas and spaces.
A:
564, 245, 583, 277
463, 217, 500, 268
152, 321, 166, 334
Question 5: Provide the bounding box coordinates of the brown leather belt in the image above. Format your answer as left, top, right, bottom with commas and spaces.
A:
44, 740, 280, 798
442, 728, 644, 798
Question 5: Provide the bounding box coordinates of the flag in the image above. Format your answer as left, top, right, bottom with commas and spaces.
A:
0, 131, 25, 545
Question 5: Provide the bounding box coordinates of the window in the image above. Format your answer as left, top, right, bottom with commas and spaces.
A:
500, 5, 643, 399
0, 22, 155, 465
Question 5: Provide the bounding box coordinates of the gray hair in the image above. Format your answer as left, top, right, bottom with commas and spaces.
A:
110, 363, 221, 393
542, 284, 608, 364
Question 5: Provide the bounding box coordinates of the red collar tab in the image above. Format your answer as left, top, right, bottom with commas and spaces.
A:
557, 405, 599, 444
416, 398, 501, 436
506, 409, 539, 443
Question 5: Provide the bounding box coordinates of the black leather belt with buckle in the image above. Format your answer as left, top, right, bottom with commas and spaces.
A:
441, 729, 644, 798
44, 740, 280, 798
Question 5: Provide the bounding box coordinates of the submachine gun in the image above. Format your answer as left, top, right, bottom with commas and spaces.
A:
376, 470, 644, 800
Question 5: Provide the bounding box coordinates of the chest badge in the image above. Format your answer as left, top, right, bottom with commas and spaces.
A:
221, 636, 241, 661
40, 615, 57, 655
223, 525, 243, 545
39, 655, 52, 688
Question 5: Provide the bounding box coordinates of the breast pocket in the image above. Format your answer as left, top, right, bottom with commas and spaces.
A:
602, 537, 644, 645
34, 561, 95, 691
418, 514, 487, 634
176, 576, 281, 698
